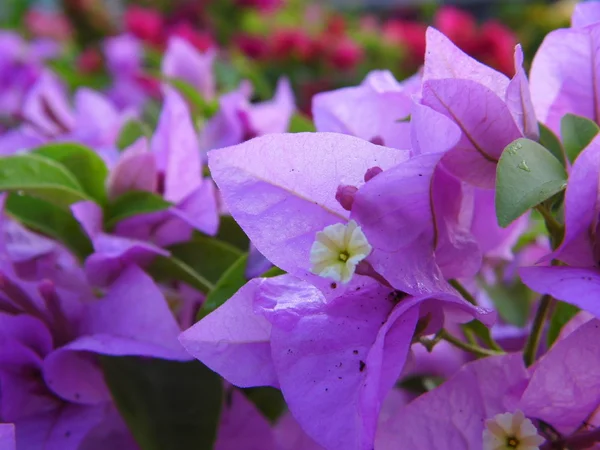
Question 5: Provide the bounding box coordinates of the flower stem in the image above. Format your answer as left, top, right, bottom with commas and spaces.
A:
535, 204, 564, 247
523, 294, 554, 367
439, 329, 504, 358
449, 279, 478, 305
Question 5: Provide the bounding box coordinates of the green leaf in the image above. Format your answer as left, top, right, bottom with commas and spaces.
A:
216, 215, 250, 251
168, 235, 243, 286
547, 301, 580, 347
538, 122, 565, 166
496, 138, 568, 227
288, 113, 315, 133
102, 356, 222, 450
198, 254, 248, 319
147, 255, 214, 294
242, 387, 286, 423
5, 193, 93, 260
105, 191, 171, 229
117, 120, 152, 151
0, 153, 91, 207
261, 266, 285, 278
163, 77, 219, 120
462, 320, 500, 351
482, 280, 532, 328
560, 113, 600, 164
33, 142, 109, 205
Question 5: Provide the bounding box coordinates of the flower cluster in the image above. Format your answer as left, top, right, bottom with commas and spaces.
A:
1, 2, 600, 450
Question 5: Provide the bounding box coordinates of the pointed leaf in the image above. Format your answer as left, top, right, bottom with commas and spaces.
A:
560, 113, 600, 164
147, 254, 214, 293
163, 77, 219, 120
198, 254, 248, 319
168, 235, 243, 286
6, 193, 93, 259
538, 122, 566, 166
102, 356, 222, 450
496, 138, 567, 227
117, 120, 152, 151
0, 153, 91, 207
288, 113, 316, 133
105, 191, 171, 229
33, 142, 109, 205
547, 301, 580, 347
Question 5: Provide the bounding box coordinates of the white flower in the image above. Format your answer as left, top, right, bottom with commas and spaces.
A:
483, 410, 545, 450
309, 220, 372, 284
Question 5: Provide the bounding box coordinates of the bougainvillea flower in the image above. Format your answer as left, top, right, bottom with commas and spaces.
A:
377, 318, 600, 449
162, 37, 216, 101
199, 78, 295, 151
520, 135, 600, 317
0, 71, 131, 164
0, 208, 188, 449
571, 1, 600, 28
181, 132, 493, 449
0, 32, 57, 117
103, 34, 153, 112
0, 424, 15, 450
312, 70, 416, 149
529, 4, 600, 133
419, 28, 536, 188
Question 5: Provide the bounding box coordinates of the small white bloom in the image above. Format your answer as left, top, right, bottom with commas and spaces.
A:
483, 410, 545, 450
309, 220, 372, 284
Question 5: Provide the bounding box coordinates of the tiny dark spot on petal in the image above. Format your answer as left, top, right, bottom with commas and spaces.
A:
353, 350, 358, 355
325, 388, 329, 392
65, 431, 71, 438
331, 282, 337, 289
359, 360, 366, 372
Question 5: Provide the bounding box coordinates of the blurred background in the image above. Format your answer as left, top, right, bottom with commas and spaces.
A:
0, 0, 578, 114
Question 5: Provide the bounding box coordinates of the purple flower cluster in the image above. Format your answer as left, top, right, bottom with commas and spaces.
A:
2, 3, 600, 450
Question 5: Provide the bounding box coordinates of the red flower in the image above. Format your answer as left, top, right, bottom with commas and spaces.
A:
433, 6, 479, 55
235, 34, 270, 60
77, 47, 103, 74
383, 19, 427, 64
478, 21, 517, 77
169, 22, 215, 53
328, 37, 364, 71
124, 6, 165, 48
271, 29, 314, 62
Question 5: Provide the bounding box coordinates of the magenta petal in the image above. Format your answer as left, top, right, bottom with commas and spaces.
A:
520, 319, 600, 433
506, 45, 539, 140
572, 2, 600, 27
79, 265, 189, 358
43, 349, 110, 404
209, 132, 407, 293
0, 424, 15, 450
520, 266, 600, 317
179, 279, 278, 387
151, 89, 202, 203
214, 389, 276, 450
432, 167, 481, 280
22, 71, 74, 137
422, 78, 522, 188
264, 278, 416, 450
71, 201, 103, 238
376, 353, 528, 450
162, 37, 216, 101
351, 153, 447, 294
423, 27, 509, 98
84, 233, 169, 287
78, 404, 139, 450
529, 26, 600, 133
167, 180, 220, 238
246, 77, 295, 136
313, 70, 412, 149
106, 138, 157, 200
274, 412, 325, 450
16, 404, 106, 450
553, 136, 600, 266
410, 102, 462, 156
